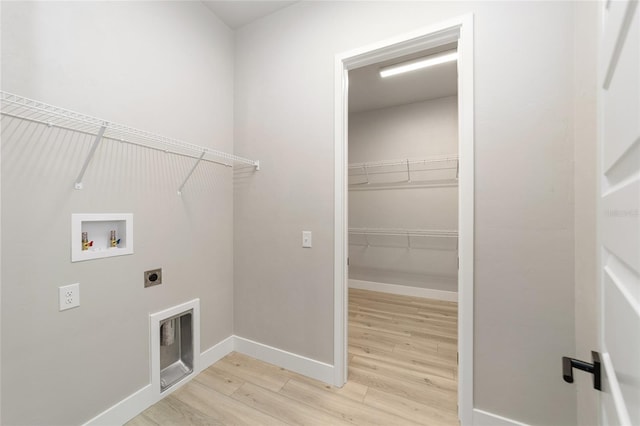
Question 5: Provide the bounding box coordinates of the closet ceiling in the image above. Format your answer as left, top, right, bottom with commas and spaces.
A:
203, 1, 298, 29
349, 46, 458, 113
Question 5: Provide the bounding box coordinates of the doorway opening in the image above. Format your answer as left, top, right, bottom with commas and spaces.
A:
333, 15, 474, 424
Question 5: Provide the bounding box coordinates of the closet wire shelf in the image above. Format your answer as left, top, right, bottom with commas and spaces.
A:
349, 156, 458, 188
0, 91, 260, 194
349, 228, 458, 250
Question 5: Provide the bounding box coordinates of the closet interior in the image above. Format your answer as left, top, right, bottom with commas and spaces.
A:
348, 44, 459, 298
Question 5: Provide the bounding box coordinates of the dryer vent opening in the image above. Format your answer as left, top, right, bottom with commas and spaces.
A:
150, 299, 200, 397
159, 311, 194, 392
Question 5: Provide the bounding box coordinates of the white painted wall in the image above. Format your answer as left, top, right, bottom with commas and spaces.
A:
573, 2, 599, 424
1, 2, 235, 424
349, 97, 458, 161
233, 2, 582, 424
348, 97, 458, 291
0, 4, 3, 423
0, 2, 600, 425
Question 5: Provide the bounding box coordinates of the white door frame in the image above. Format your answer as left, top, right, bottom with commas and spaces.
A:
333, 14, 475, 424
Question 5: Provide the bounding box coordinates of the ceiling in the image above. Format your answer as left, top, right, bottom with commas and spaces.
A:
201, 2, 457, 113
203, 1, 299, 29
349, 44, 458, 113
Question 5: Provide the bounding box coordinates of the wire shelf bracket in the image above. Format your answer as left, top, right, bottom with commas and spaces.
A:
363, 164, 370, 184
406, 159, 411, 183
0, 91, 260, 193
74, 125, 106, 190
178, 151, 206, 196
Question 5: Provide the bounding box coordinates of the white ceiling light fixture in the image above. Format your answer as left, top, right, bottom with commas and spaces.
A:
379, 50, 458, 78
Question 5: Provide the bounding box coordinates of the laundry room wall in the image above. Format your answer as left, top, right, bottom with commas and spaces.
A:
233, 1, 585, 425
573, 1, 599, 424
1, 2, 237, 424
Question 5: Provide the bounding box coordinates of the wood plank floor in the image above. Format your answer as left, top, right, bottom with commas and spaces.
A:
127, 289, 458, 425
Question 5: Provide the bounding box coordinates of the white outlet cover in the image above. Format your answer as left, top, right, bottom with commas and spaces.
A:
59, 283, 80, 311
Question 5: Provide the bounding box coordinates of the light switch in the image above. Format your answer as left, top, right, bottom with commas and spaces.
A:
302, 231, 312, 248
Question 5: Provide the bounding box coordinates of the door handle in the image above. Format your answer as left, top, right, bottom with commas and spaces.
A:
562, 351, 601, 391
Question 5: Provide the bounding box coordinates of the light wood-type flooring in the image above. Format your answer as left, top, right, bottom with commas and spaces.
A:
127, 288, 458, 425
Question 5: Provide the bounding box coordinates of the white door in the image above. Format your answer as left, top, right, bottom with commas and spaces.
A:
598, 1, 640, 425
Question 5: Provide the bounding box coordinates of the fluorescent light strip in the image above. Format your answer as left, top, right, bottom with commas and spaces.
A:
380, 51, 458, 78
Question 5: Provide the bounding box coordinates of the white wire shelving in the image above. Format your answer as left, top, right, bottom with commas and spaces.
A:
348, 227, 458, 250
0, 91, 260, 194
348, 156, 458, 189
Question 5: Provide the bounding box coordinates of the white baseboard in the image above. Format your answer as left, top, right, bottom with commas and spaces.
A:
84, 334, 335, 425
473, 409, 529, 426
87, 336, 517, 426
200, 335, 235, 370
234, 336, 335, 385
83, 384, 153, 426
349, 279, 458, 302
83, 335, 235, 426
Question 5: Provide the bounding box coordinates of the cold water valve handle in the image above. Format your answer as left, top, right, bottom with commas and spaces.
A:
562, 351, 601, 391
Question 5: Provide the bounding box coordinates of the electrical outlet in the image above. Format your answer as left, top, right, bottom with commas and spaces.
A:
144, 268, 162, 288
59, 283, 80, 311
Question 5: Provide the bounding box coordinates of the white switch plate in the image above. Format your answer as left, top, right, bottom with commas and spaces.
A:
302, 231, 312, 248
59, 283, 80, 311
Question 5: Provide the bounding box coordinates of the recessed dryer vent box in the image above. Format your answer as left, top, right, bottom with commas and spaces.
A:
71, 213, 133, 262
150, 299, 200, 397
159, 312, 194, 392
